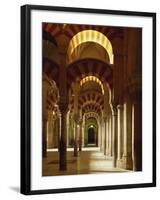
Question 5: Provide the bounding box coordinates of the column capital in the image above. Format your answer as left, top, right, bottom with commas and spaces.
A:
117, 104, 123, 110
73, 113, 80, 124
110, 103, 118, 116
78, 119, 83, 125
103, 116, 108, 122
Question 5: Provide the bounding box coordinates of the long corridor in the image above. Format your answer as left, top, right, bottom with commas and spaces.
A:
42, 22, 142, 175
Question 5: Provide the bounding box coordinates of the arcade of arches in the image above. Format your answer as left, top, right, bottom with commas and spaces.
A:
42, 23, 142, 176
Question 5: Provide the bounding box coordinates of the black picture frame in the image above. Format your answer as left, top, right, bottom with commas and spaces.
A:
21, 4, 156, 195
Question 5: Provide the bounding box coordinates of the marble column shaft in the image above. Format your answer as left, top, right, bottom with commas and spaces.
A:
42, 116, 47, 158
103, 117, 107, 155
133, 95, 142, 171
79, 121, 83, 151
59, 104, 68, 170
72, 83, 80, 156
47, 110, 54, 148
109, 116, 112, 156
112, 107, 118, 168
122, 96, 133, 170
73, 121, 78, 156
117, 105, 124, 163
59, 50, 68, 171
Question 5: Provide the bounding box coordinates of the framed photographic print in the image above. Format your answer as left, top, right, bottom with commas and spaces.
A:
21, 4, 156, 195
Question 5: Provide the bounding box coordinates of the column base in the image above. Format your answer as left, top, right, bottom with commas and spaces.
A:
100, 146, 104, 152
73, 152, 79, 157
74, 143, 78, 157
79, 143, 82, 152
59, 164, 67, 171
59, 159, 67, 171
104, 149, 110, 156
122, 155, 133, 170
116, 159, 123, 168
105, 155, 113, 160
133, 155, 142, 171
59, 142, 67, 171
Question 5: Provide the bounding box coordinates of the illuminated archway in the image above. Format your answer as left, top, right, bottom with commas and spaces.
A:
80, 75, 104, 94
85, 112, 99, 121
67, 30, 114, 64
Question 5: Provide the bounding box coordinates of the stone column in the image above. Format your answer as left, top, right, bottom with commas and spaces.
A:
79, 119, 83, 151
100, 117, 104, 152
72, 83, 80, 156
106, 117, 109, 156
100, 117, 104, 151
111, 106, 118, 167
66, 111, 70, 148
82, 115, 85, 148
58, 48, 68, 170
98, 120, 101, 148
108, 115, 112, 157
53, 116, 59, 148
47, 110, 54, 149
103, 116, 107, 155
122, 96, 133, 170
73, 122, 78, 156
59, 101, 68, 170
42, 75, 48, 158
132, 92, 142, 171
73, 114, 79, 157
133, 100, 142, 171
99, 118, 102, 151
57, 113, 61, 152
117, 105, 124, 167
42, 113, 48, 158
127, 28, 142, 171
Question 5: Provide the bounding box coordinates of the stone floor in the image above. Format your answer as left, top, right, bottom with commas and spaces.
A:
42, 147, 129, 176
